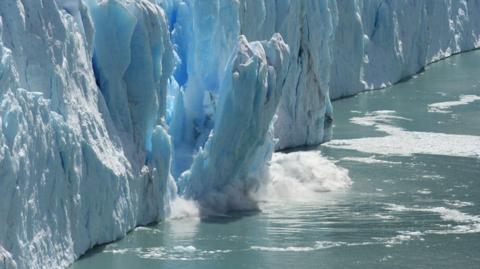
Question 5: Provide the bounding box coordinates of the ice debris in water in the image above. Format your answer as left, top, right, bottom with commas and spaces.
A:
2, 0, 480, 268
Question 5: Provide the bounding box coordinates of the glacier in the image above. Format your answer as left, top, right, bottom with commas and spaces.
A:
0, 0, 480, 268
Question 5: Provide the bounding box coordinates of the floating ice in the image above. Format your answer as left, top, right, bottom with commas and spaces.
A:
428, 95, 480, 113
326, 111, 480, 158
340, 156, 401, 165
250, 241, 346, 252
103, 245, 231, 260
2, 0, 480, 268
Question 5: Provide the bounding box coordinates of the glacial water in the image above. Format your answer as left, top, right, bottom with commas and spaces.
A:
70, 50, 480, 269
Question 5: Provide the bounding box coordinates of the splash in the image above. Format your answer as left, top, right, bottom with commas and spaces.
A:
254, 151, 352, 202
168, 197, 200, 220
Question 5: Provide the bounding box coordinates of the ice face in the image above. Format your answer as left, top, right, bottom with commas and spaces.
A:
0, 1, 175, 268
181, 34, 289, 214
167, 0, 480, 154
1, 0, 480, 268
331, 0, 480, 98
166, 0, 242, 179
237, 0, 480, 147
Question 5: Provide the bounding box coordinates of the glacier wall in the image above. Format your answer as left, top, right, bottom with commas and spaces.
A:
0, 0, 175, 268
238, 0, 480, 149
0, 0, 480, 268
330, 0, 480, 99
166, 0, 480, 155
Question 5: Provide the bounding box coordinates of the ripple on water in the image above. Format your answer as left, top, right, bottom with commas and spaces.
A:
103, 246, 232, 261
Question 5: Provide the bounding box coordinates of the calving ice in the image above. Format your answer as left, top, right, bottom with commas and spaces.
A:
1, 0, 480, 269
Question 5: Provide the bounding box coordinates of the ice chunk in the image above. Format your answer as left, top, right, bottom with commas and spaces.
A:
168, 0, 241, 177
325, 111, 480, 158
428, 95, 480, 113
180, 34, 289, 214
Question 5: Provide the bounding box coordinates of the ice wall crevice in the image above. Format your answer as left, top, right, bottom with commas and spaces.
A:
167, 0, 241, 179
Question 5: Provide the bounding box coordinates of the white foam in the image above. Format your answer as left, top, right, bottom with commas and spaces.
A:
256, 151, 351, 202
428, 95, 480, 113
431, 207, 480, 223
250, 239, 408, 252
204, 250, 232, 254
443, 200, 474, 208
350, 110, 411, 127
381, 233, 423, 247
250, 232, 441, 252
250, 246, 315, 252
421, 174, 445, 180
173, 246, 196, 252
385, 203, 480, 234
134, 227, 160, 234
314, 241, 348, 249
325, 110, 480, 158
367, 231, 426, 247
341, 156, 401, 165
250, 241, 347, 252
139, 248, 178, 260
168, 197, 200, 220
417, 189, 432, 195
373, 213, 396, 220
103, 248, 140, 255
398, 231, 424, 236
104, 246, 231, 261
427, 223, 480, 234
106, 249, 129, 254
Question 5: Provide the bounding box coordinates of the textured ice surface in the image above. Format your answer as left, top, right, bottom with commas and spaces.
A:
326, 111, 480, 158
258, 151, 351, 202
1, 0, 480, 268
181, 34, 290, 213
0, 1, 175, 268
239, 0, 480, 149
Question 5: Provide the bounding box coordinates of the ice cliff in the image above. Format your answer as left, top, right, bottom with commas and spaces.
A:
0, 1, 177, 268
0, 0, 480, 268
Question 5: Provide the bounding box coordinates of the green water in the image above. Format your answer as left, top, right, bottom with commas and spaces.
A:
70, 50, 480, 269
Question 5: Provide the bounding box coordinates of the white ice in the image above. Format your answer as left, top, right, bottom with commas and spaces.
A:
1, 0, 480, 268
326, 111, 480, 158
257, 151, 352, 203
428, 95, 480, 113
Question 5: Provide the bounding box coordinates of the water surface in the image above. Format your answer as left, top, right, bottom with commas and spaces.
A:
71, 50, 480, 269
